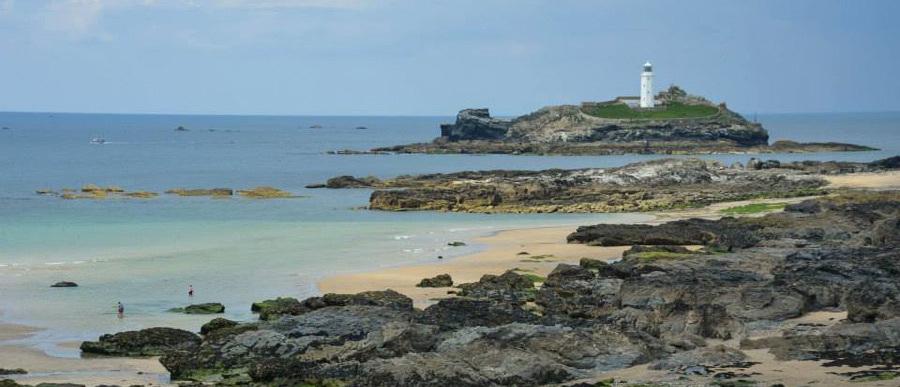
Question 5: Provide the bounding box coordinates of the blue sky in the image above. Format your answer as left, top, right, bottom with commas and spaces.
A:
0, 0, 897, 115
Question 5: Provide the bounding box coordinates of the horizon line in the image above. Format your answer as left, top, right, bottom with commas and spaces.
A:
1, 108, 899, 118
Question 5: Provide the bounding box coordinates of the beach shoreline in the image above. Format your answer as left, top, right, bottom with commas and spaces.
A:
1, 170, 897, 385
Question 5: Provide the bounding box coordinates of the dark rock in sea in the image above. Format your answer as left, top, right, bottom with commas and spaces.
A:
416, 274, 453, 288
447, 241, 466, 246
80, 327, 201, 356
174, 126, 188, 132
200, 317, 239, 335
324, 175, 382, 188
0, 369, 26, 376
35, 384, 87, 387
50, 281, 78, 288
168, 303, 225, 314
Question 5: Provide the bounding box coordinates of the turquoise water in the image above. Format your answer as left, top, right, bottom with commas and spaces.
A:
0, 111, 897, 353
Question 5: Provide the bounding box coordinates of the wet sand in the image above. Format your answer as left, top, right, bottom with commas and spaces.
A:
318, 226, 629, 309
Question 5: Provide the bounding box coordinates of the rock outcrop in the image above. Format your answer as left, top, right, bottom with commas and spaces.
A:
311, 156, 898, 214
80, 327, 201, 356
439, 108, 511, 141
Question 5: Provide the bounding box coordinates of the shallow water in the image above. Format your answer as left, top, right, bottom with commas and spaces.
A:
0, 111, 896, 350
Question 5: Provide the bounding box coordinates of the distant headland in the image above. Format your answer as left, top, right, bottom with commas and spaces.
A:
336, 63, 876, 156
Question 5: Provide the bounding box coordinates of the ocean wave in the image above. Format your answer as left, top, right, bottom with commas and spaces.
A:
393, 235, 413, 240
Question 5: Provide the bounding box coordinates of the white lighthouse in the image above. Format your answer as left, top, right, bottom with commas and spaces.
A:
640, 61, 654, 108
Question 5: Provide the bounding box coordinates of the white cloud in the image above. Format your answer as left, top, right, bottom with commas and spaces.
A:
0, 0, 14, 15
41, 0, 106, 37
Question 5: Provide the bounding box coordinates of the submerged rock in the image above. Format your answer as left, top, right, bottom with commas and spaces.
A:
169, 303, 225, 314
236, 186, 292, 199
50, 281, 78, 288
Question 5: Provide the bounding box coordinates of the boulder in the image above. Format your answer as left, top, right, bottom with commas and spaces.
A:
417, 274, 453, 288
251, 297, 299, 313
200, 318, 239, 335
0, 369, 26, 376
50, 281, 77, 288
456, 270, 537, 303
80, 327, 201, 356
447, 241, 466, 246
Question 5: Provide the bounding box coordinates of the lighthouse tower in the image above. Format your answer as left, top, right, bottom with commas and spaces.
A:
640, 61, 654, 108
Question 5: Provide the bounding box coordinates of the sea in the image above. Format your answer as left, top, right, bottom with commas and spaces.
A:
0, 111, 897, 356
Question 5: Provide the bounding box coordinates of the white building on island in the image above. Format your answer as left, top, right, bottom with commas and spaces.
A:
640, 61, 654, 108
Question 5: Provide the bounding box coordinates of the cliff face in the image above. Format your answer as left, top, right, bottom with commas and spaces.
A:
440, 104, 769, 146
439, 108, 511, 141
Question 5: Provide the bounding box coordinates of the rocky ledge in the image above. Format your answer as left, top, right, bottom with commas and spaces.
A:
77, 191, 900, 386
311, 156, 899, 213
352, 87, 875, 155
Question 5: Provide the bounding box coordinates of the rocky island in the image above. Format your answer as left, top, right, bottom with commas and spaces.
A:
312, 156, 899, 213
350, 86, 875, 156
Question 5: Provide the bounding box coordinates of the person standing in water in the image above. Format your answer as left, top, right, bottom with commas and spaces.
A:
188, 284, 194, 297
117, 301, 124, 318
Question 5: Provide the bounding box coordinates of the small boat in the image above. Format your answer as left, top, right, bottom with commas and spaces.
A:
355, 126, 368, 130
90, 137, 106, 144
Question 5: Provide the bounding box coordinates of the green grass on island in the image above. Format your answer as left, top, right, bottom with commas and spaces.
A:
720, 202, 789, 215
583, 101, 719, 119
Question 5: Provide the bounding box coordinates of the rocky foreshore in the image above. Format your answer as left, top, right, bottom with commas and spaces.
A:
58, 191, 900, 386
335, 88, 876, 156
310, 156, 899, 213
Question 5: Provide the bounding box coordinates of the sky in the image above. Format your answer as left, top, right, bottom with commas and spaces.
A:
0, 0, 897, 116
